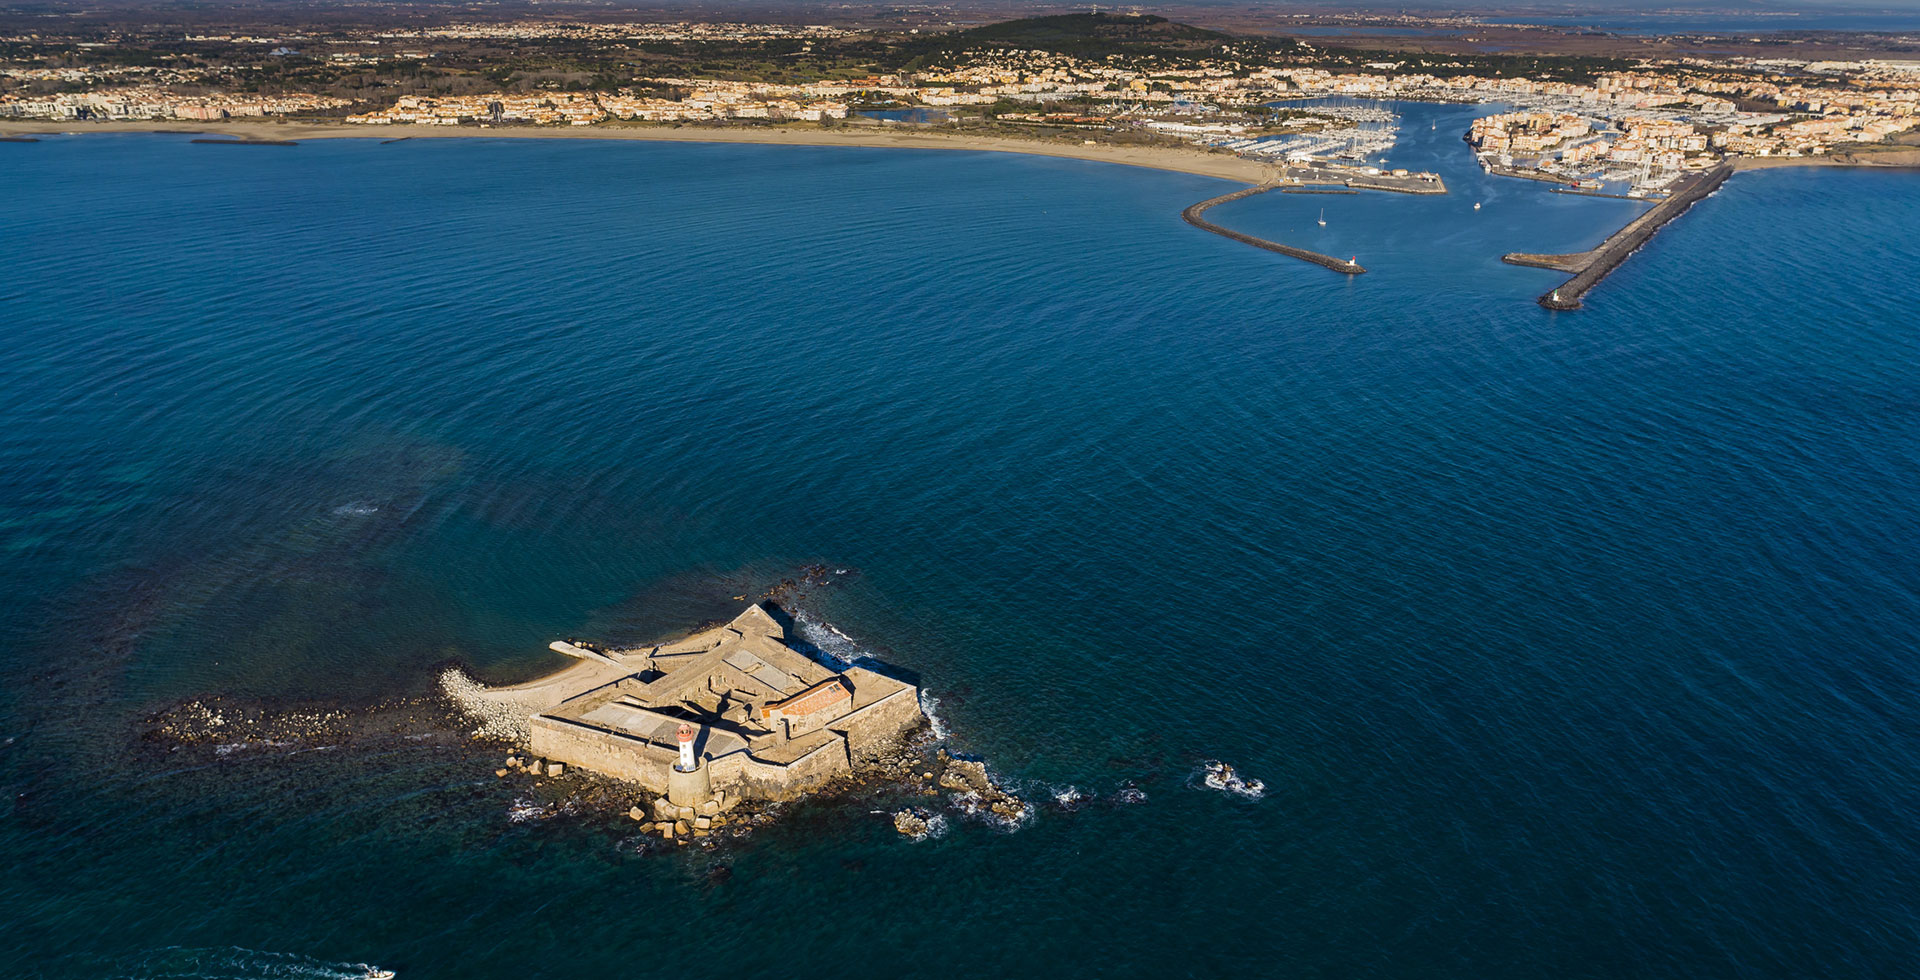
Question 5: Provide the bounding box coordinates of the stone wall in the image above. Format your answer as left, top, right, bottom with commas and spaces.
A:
710, 735, 853, 801
530, 716, 676, 792
832, 682, 926, 761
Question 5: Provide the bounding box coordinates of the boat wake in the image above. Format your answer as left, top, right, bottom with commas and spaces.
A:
110, 946, 394, 979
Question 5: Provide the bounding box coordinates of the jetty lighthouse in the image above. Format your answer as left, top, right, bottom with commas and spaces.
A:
666, 721, 713, 807
675, 723, 696, 772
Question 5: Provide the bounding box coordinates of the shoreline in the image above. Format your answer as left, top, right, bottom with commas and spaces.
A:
0, 118, 1278, 184
1732, 150, 1920, 171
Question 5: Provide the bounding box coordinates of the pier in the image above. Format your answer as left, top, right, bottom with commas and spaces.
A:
1503, 164, 1731, 310
1281, 162, 1448, 196
1183, 184, 1367, 275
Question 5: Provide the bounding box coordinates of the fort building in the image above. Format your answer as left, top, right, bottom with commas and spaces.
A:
480, 605, 924, 804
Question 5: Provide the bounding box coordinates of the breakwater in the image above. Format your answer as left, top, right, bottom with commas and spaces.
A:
1183, 184, 1366, 275
1552, 187, 1650, 201
1504, 164, 1732, 310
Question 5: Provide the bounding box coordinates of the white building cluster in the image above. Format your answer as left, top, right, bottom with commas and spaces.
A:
343, 87, 849, 127
0, 86, 347, 120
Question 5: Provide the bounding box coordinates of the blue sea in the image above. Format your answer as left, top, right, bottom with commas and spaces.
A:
4, 101, 1920, 979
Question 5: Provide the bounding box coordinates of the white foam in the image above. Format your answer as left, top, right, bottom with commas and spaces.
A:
331, 501, 379, 517
917, 691, 950, 740
1050, 785, 1091, 810
506, 797, 553, 823
1196, 761, 1266, 800
116, 945, 391, 980
791, 611, 870, 670
948, 789, 1033, 832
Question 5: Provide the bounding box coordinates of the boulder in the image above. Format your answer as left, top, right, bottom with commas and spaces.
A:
547, 763, 564, 777
494, 768, 508, 778
676, 806, 696, 822
893, 810, 930, 837
525, 760, 543, 777
628, 806, 645, 821
694, 816, 712, 830
661, 823, 675, 839
939, 759, 990, 793
697, 800, 719, 817
653, 798, 676, 820
674, 820, 692, 837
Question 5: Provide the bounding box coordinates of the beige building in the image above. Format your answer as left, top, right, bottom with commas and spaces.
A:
465, 605, 924, 803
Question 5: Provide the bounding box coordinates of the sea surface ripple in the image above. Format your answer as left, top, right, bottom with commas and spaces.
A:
2, 102, 1919, 979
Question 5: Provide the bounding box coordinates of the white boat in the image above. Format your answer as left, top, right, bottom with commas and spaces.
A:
364, 971, 396, 979
1473, 202, 1481, 210
1316, 208, 1326, 227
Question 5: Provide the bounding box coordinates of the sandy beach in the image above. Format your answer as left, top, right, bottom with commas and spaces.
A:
0, 118, 1278, 183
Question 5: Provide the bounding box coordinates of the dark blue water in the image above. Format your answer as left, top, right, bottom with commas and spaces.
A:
4, 100, 1920, 979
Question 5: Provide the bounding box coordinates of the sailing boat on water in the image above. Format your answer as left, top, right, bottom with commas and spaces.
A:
1317, 208, 1327, 227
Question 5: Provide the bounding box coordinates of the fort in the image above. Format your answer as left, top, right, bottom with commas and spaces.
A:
446, 605, 926, 807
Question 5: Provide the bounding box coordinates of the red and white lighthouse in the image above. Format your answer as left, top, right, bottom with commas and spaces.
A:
676, 723, 697, 773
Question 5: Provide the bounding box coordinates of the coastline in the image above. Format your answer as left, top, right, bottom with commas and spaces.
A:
0, 118, 1277, 183
1732, 149, 1920, 171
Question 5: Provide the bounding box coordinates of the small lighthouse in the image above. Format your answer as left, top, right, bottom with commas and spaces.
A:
666, 721, 713, 806
676, 723, 696, 773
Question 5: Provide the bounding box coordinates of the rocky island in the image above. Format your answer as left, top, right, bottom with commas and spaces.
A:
443, 605, 929, 835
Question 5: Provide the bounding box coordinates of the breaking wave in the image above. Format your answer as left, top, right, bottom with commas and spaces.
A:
948, 789, 1034, 832
1049, 785, 1091, 811
505, 797, 579, 823
790, 611, 875, 670
1195, 761, 1266, 800
896, 812, 949, 841
917, 691, 950, 740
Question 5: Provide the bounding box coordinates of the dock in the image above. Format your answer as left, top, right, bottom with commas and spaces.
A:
1280, 162, 1448, 196
1503, 164, 1732, 310
1183, 184, 1367, 275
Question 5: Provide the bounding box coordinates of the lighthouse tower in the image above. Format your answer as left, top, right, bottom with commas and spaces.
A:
666, 721, 712, 807
676, 723, 697, 772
